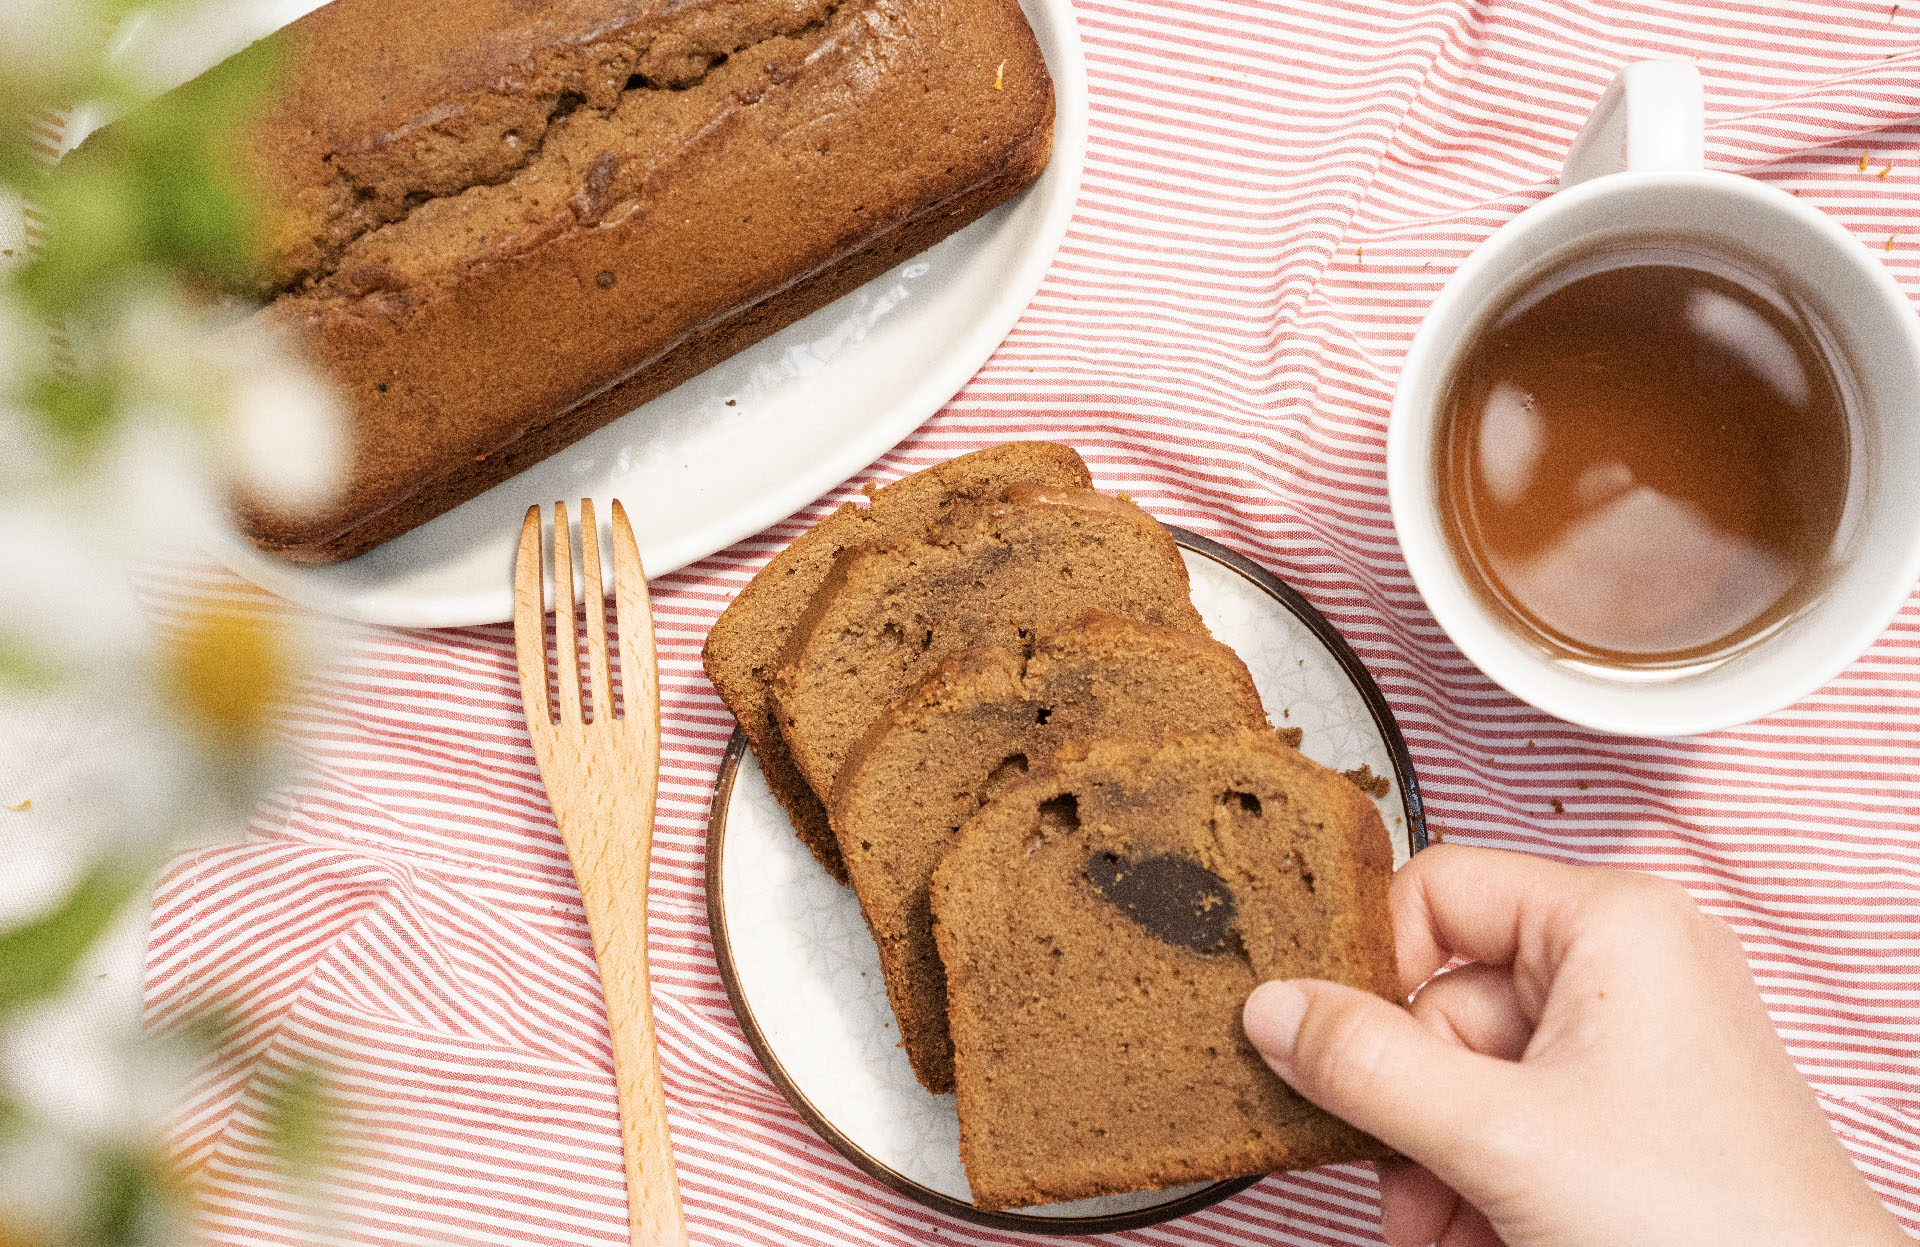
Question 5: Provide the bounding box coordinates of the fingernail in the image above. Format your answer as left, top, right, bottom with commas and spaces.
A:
1243, 981, 1309, 1063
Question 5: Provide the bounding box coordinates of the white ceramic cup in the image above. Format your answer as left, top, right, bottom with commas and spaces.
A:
1387, 61, 1920, 737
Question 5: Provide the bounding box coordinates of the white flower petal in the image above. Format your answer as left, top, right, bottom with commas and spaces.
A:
0, 0, 91, 86
0, 1132, 91, 1239
0, 504, 154, 668
224, 357, 350, 517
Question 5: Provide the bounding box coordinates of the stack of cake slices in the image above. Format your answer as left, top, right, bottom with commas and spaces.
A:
702, 443, 1400, 1211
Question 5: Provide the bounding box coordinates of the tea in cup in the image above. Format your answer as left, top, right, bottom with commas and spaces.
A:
1388, 62, 1920, 735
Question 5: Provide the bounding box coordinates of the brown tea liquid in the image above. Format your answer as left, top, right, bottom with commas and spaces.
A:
1435, 245, 1854, 670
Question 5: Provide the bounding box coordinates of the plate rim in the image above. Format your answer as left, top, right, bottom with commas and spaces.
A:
1175, 529, 1429, 854
200, 0, 1092, 628
701, 526, 1428, 1233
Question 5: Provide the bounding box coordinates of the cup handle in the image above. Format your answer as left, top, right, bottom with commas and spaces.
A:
1559, 60, 1705, 188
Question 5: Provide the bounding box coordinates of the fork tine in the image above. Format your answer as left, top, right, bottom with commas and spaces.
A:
577, 498, 614, 723
552, 501, 584, 725
512, 504, 550, 731
609, 500, 658, 733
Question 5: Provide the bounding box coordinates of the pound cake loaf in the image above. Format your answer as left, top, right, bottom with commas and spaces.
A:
86, 0, 1056, 561
769, 485, 1205, 807
703, 443, 1091, 879
930, 731, 1399, 1210
829, 612, 1272, 1093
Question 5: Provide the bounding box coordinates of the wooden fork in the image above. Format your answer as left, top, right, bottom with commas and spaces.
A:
513, 499, 687, 1247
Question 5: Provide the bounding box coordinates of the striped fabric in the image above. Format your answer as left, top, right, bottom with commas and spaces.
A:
123, 1, 1920, 1243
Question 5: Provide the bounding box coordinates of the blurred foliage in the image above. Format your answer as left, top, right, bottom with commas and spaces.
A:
0, 6, 339, 1246
74, 1145, 194, 1247
4, 0, 279, 453
15, 37, 280, 320
263, 1064, 337, 1179
0, 0, 285, 689
0, 646, 58, 690
0, 862, 151, 1012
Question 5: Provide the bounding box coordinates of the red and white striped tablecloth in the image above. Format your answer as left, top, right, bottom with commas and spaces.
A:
131, 1, 1920, 1243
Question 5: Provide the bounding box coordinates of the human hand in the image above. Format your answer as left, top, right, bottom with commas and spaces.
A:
1242, 843, 1909, 1247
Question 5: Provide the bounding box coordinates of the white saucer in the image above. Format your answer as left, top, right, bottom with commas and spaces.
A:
705, 532, 1425, 1233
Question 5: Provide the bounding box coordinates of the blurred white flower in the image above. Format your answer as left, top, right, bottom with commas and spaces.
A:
221, 345, 350, 518
0, 399, 56, 485
0, 1130, 91, 1242
100, 402, 223, 541
0, 0, 94, 91
105, 0, 292, 101
105, 289, 351, 519
110, 290, 229, 416
0, 915, 156, 1142
1, 6, 369, 1243
0, 502, 156, 676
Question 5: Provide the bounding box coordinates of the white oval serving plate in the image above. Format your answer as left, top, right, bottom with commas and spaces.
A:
705, 533, 1426, 1234
119, 0, 1088, 627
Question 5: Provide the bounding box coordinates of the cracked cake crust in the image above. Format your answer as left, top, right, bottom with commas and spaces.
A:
84, 0, 1056, 561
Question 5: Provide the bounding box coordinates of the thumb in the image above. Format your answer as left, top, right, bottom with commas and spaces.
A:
1243, 979, 1526, 1169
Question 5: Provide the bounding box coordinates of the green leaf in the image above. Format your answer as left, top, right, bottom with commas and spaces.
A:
0, 141, 50, 189
0, 640, 62, 690
13, 164, 146, 318
21, 26, 285, 315
82, 1143, 187, 1247
113, 33, 285, 285
172, 1002, 236, 1051
0, 862, 147, 1011
89, 1147, 152, 1243
23, 371, 119, 446
263, 1062, 335, 1176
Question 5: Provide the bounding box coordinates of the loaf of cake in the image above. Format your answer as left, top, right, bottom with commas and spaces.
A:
768, 485, 1206, 807
930, 732, 1399, 1210
87, 0, 1056, 562
702, 443, 1091, 879
830, 612, 1272, 1093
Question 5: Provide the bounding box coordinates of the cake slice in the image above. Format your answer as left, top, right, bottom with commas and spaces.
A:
702, 443, 1091, 880
930, 731, 1399, 1210
830, 612, 1272, 1093
769, 485, 1204, 808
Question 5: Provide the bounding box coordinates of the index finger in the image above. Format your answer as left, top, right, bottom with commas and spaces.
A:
1389, 843, 1601, 993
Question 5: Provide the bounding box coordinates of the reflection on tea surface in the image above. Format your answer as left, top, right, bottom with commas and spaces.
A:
1436, 245, 1854, 670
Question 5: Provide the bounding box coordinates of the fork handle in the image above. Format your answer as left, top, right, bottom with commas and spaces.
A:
567, 818, 689, 1247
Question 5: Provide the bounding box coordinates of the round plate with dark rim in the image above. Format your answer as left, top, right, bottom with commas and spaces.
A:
704, 527, 1426, 1233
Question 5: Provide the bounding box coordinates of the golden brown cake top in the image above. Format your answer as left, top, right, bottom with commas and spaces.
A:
178, 0, 1055, 554
230, 0, 857, 294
